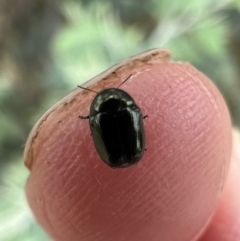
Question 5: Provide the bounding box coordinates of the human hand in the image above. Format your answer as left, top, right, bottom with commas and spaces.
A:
24, 49, 236, 241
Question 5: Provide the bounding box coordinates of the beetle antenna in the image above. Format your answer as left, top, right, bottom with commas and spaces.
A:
77, 85, 98, 94
117, 74, 132, 89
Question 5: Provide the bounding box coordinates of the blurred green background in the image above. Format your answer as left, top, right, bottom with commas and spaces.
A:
1, 0, 240, 240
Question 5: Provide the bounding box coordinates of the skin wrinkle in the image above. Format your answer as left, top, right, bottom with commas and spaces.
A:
143, 135, 209, 227
52, 181, 90, 235
198, 146, 240, 241
110, 173, 142, 205
120, 203, 156, 236
107, 176, 143, 211
28, 180, 65, 241
40, 148, 91, 222
84, 164, 169, 239
122, 176, 166, 217
150, 66, 227, 198
69, 206, 90, 230
115, 195, 158, 240
142, 189, 171, 220
148, 168, 172, 197
59, 163, 80, 191
37, 196, 59, 239
30, 97, 81, 164
148, 101, 223, 237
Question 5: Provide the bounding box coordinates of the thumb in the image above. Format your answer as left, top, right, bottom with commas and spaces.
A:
24, 49, 232, 241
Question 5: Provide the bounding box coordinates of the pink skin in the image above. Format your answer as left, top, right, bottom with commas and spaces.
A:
25, 62, 233, 241
199, 130, 240, 241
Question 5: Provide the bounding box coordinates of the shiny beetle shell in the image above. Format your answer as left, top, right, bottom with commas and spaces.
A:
89, 88, 145, 168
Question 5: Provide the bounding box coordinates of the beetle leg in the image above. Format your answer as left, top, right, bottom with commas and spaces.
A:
78, 115, 89, 119
143, 115, 148, 119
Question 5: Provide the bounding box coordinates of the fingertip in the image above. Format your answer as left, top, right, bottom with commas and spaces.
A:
25, 51, 232, 241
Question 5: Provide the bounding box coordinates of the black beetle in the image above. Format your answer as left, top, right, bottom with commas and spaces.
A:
79, 77, 147, 168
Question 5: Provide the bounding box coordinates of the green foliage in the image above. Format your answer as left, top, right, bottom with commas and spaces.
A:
52, 1, 144, 86
0, 163, 49, 241
1, 0, 240, 240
